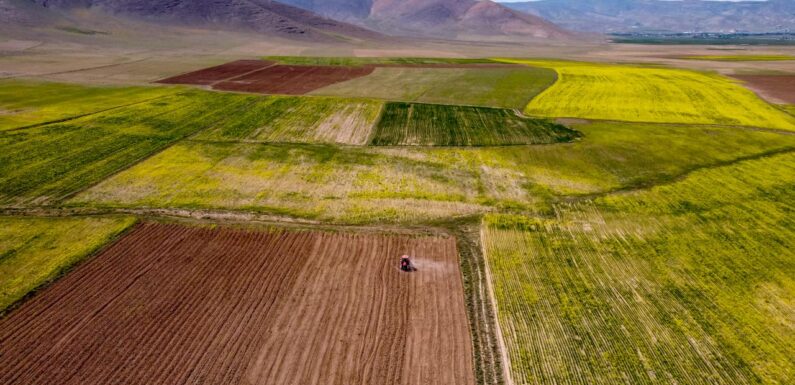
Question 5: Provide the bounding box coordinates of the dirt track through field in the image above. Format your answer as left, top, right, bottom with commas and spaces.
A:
0, 222, 473, 385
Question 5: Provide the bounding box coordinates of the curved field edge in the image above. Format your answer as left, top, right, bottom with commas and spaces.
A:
0, 215, 136, 314
481, 151, 795, 384
496, 59, 795, 131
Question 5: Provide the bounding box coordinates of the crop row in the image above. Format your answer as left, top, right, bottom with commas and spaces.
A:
370, 102, 579, 146
482, 152, 795, 384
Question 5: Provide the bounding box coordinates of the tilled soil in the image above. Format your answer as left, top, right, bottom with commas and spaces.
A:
0, 222, 474, 385
733, 75, 795, 104
214, 65, 375, 95
156, 59, 276, 86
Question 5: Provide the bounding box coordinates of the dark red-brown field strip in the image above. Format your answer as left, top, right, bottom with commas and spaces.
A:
0, 222, 474, 385
155, 60, 526, 95
213, 65, 375, 94
156, 59, 275, 86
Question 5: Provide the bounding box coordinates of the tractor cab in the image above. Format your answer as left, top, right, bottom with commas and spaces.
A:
400, 255, 417, 272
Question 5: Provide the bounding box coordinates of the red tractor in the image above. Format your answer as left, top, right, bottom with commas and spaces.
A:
400, 255, 417, 272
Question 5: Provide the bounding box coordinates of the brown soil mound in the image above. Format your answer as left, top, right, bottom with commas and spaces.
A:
214, 65, 375, 95
0, 222, 473, 385
733, 75, 795, 105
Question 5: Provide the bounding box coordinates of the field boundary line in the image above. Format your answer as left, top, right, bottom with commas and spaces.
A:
479, 222, 514, 385
568, 146, 795, 202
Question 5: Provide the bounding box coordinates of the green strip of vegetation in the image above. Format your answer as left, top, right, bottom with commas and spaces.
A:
370, 102, 579, 146
0, 216, 136, 313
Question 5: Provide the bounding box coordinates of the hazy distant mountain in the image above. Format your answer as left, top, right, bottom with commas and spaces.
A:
504, 0, 795, 33
12, 0, 381, 41
278, 0, 571, 39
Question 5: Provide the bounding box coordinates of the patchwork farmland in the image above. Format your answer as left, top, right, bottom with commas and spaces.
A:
0, 222, 473, 385
2, 48, 795, 385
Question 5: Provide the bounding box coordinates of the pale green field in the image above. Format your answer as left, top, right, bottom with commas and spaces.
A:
483, 151, 795, 384
70, 121, 795, 223
683, 55, 795, 62
0, 80, 177, 131
311, 66, 556, 109
499, 59, 795, 130
0, 216, 136, 312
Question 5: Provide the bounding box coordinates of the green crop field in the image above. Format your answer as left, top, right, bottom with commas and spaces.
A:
0, 87, 255, 205
311, 66, 557, 109
683, 55, 795, 61
195, 96, 383, 145
370, 102, 579, 146
263, 56, 497, 66
483, 151, 795, 384
499, 59, 795, 130
0, 80, 177, 131
0, 216, 135, 313
71, 119, 795, 223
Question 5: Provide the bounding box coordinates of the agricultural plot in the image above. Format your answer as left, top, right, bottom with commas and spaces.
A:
195, 96, 383, 145
312, 66, 557, 109
370, 102, 578, 146
733, 75, 795, 104
264, 56, 500, 66
483, 152, 795, 384
156, 59, 275, 86
0, 80, 176, 131
0, 216, 135, 313
0, 222, 473, 385
500, 59, 795, 130
214, 65, 375, 95
0, 88, 255, 205
71, 120, 795, 223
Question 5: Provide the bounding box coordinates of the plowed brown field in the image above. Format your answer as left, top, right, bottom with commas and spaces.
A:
733, 75, 795, 104
156, 59, 275, 85
214, 65, 375, 95
0, 222, 473, 385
